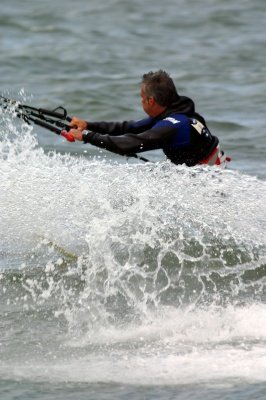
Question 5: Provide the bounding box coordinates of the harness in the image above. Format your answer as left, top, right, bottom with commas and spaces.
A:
163, 114, 231, 167
190, 118, 212, 141
190, 118, 231, 166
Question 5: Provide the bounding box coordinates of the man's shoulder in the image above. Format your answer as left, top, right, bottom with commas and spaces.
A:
157, 113, 189, 127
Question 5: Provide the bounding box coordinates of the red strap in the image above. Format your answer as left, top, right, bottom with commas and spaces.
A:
200, 147, 219, 165
200, 147, 231, 166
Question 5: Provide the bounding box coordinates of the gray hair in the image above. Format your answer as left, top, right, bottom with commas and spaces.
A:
141, 70, 179, 107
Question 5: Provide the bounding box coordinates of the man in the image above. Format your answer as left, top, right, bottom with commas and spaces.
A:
68, 70, 229, 166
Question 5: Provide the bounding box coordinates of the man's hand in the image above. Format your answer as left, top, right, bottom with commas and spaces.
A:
68, 128, 83, 141
68, 116, 88, 141
69, 116, 88, 131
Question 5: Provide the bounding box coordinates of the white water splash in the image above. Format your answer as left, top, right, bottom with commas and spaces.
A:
1, 97, 266, 391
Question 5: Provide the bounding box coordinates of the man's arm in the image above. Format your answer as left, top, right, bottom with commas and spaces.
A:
86, 117, 155, 136
69, 116, 155, 136
82, 125, 175, 155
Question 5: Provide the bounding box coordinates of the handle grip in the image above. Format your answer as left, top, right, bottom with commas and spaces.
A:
61, 130, 75, 142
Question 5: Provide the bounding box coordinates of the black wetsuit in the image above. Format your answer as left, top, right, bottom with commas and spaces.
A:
82, 95, 218, 166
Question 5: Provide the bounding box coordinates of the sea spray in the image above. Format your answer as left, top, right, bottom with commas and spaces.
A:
0, 95, 266, 390
0, 106, 265, 365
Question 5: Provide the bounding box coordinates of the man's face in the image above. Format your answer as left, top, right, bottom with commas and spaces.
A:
140, 84, 153, 116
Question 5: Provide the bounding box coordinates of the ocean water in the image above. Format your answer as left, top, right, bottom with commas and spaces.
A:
0, 0, 266, 399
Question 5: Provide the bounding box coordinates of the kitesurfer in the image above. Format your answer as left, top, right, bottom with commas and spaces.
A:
69, 70, 230, 166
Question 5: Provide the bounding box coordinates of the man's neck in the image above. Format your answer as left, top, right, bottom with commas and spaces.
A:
149, 104, 167, 118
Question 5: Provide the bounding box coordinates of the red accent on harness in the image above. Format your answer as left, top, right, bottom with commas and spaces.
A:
200, 147, 232, 166
200, 147, 219, 165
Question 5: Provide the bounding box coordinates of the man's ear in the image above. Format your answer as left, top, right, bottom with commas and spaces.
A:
148, 96, 155, 106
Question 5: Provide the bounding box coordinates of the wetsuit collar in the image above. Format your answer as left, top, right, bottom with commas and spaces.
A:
157, 96, 196, 120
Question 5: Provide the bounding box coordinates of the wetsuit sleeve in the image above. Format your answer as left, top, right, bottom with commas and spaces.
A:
86, 117, 154, 136
82, 125, 176, 155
